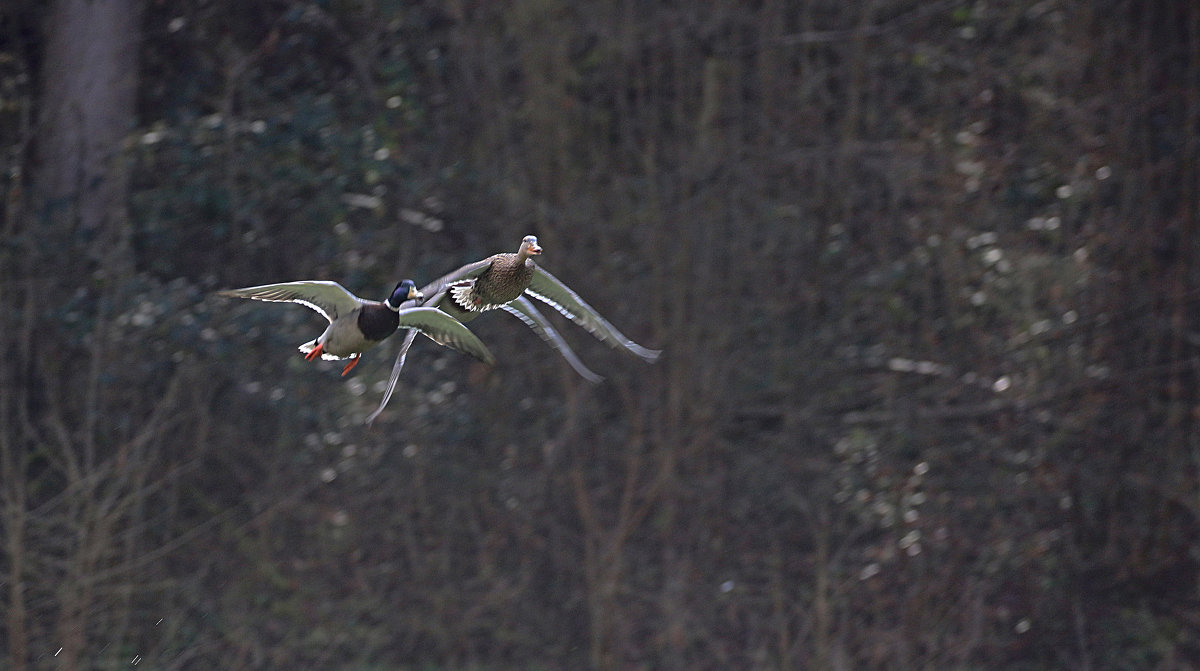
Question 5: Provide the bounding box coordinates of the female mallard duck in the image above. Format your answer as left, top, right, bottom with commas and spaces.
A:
366, 236, 660, 423
440, 234, 544, 319
217, 279, 495, 376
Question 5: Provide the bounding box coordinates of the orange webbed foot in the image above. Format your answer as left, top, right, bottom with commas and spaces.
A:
305, 343, 324, 361
341, 357, 360, 376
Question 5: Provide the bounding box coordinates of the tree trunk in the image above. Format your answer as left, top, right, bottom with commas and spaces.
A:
33, 0, 143, 274
20, 1, 143, 668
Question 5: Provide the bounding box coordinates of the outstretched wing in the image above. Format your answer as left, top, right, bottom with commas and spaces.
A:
364, 309, 496, 425
216, 281, 363, 323
525, 266, 661, 362
500, 297, 604, 384
395, 307, 495, 365
366, 329, 420, 425
414, 258, 495, 304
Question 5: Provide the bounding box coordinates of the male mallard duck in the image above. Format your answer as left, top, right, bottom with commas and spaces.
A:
217, 279, 495, 376
366, 236, 660, 423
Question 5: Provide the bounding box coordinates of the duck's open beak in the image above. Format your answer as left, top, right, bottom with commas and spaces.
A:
527, 241, 543, 255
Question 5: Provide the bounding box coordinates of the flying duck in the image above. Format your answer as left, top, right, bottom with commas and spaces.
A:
366, 236, 660, 423
216, 279, 495, 376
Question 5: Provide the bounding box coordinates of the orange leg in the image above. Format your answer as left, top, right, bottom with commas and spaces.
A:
341, 357, 360, 376
304, 342, 325, 361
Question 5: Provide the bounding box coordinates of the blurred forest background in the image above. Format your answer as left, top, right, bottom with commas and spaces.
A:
1, 0, 1198, 668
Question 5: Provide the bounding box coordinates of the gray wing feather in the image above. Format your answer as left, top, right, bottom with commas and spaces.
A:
416, 258, 494, 299
525, 267, 661, 362
365, 309, 493, 425
216, 280, 363, 323
501, 298, 604, 384
395, 307, 496, 365
366, 329, 419, 425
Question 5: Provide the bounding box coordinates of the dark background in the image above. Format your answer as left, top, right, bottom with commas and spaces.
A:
2, 0, 1198, 669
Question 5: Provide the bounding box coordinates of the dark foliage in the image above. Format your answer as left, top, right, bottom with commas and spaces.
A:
2, 0, 1199, 668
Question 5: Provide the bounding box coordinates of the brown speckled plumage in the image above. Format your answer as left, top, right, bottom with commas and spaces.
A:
451, 250, 534, 308
438, 235, 543, 322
